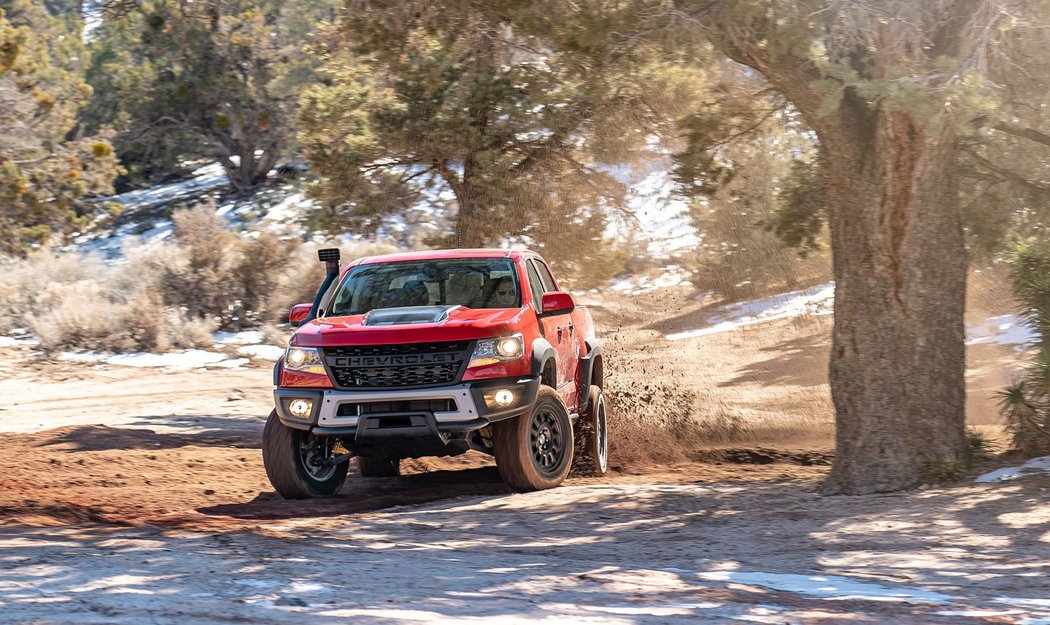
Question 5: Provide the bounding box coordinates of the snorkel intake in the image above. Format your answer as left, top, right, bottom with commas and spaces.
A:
305, 248, 341, 324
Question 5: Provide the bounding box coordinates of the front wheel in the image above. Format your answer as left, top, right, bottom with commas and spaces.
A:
492, 386, 574, 491
262, 411, 349, 499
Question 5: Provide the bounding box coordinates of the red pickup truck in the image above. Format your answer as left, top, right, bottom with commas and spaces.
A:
262, 248, 607, 498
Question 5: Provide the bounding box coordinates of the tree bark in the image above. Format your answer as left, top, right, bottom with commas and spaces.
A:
819, 104, 968, 494
704, 19, 970, 494
447, 155, 487, 248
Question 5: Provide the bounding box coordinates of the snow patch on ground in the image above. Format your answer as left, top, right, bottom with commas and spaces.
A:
58, 349, 247, 370
237, 344, 285, 360
966, 314, 1037, 349
213, 331, 285, 361
976, 456, 1050, 483
0, 335, 38, 348
663, 283, 1040, 348
214, 330, 267, 345
106, 162, 228, 212
697, 569, 953, 604
667, 283, 834, 341
608, 266, 693, 294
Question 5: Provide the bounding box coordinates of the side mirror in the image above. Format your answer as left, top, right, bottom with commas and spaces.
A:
289, 303, 313, 327
539, 291, 575, 317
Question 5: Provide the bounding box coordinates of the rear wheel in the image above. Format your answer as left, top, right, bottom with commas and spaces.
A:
573, 386, 609, 477
493, 386, 574, 491
262, 411, 349, 499
354, 456, 401, 477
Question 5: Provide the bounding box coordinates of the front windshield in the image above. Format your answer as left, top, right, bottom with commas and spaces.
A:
327, 258, 521, 316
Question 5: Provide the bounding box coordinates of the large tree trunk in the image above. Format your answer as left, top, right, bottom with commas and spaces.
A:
452, 155, 487, 248
819, 106, 968, 494
456, 193, 486, 248
699, 3, 973, 495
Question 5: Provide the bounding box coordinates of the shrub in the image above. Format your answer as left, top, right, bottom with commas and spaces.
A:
152, 204, 244, 327
998, 239, 1050, 456
0, 251, 105, 333
1, 198, 416, 352
26, 281, 129, 351
966, 427, 995, 460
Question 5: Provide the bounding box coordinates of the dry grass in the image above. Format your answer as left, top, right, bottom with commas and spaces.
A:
0, 205, 403, 352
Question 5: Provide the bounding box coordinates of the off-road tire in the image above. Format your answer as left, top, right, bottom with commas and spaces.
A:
573, 386, 609, 477
353, 456, 401, 477
492, 386, 574, 491
262, 410, 349, 499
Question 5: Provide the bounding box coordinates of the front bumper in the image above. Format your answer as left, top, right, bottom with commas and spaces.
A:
273, 375, 541, 436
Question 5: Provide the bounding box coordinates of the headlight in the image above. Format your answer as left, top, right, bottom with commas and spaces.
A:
284, 346, 326, 375
469, 333, 525, 368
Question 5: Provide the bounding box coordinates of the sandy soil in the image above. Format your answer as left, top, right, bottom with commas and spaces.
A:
1, 282, 1044, 624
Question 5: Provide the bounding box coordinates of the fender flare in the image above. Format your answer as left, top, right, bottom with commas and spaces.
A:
578, 339, 602, 414
531, 337, 557, 386
273, 357, 284, 386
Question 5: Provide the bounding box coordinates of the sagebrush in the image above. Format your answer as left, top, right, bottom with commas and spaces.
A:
0, 205, 399, 352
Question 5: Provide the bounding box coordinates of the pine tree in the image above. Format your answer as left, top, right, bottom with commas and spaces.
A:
299, 0, 701, 267
82, 0, 339, 191
0, 0, 121, 254
528, 0, 1050, 493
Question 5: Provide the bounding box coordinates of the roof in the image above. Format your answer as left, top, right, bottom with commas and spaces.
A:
352, 248, 535, 265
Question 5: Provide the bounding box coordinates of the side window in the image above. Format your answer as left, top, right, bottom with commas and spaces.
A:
525, 260, 545, 309
535, 260, 558, 293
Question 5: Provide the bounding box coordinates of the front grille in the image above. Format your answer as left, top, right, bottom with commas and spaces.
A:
326, 341, 470, 357
323, 340, 471, 389
336, 398, 457, 416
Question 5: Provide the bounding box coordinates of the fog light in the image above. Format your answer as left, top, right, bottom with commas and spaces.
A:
288, 399, 312, 418
493, 389, 514, 406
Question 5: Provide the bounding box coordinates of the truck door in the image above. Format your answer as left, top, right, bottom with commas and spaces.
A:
528, 259, 579, 410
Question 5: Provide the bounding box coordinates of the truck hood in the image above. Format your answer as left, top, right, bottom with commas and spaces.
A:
291, 305, 530, 347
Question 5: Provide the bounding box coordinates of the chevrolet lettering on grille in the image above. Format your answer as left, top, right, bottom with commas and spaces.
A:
330, 353, 460, 367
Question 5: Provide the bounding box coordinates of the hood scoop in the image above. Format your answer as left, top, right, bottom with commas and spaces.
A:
363, 305, 460, 326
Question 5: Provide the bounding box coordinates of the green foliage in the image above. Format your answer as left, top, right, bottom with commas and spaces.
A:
998, 239, 1050, 456
669, 75, 830, 300
82, 0, 339, 190
1007, 239, 1050, 355
921, 457, 966, 484
966, 427, 994, 459
767, 159, 824, 256
299, 0, 702, 270
0, 2, 122, 254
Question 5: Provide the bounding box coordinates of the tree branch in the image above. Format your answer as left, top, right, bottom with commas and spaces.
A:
961, 144, 1050, 194
990, 122, 1050, 150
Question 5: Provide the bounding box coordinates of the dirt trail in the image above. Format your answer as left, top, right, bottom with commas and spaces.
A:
3, 474, 1049, 624
0, 282, 1042, 623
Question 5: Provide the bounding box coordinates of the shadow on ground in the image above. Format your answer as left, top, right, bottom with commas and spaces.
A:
719, 334, 831, 388
200, 467, 512, 521
2, 476, 1050, 624
35, 419, 262, 451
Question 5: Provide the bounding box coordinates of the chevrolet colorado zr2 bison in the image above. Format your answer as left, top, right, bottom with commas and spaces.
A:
262, 248, 608, 498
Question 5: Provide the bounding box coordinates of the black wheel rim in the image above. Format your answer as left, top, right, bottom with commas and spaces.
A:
530, 406, 567, 478
298, 434, 338, 481
596, 394, 609, 473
